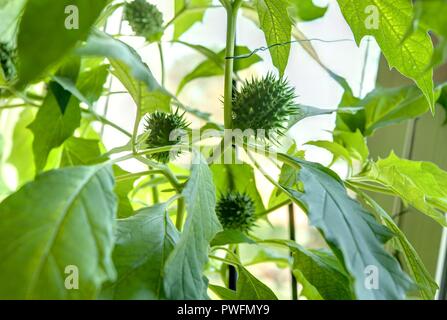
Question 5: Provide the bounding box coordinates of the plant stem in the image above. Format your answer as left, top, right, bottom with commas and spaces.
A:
80, 109, 132, 137
222, 2, 241, 130
175, 197, 186, 230
158, 42, 166, 86
288, 204, 298, 300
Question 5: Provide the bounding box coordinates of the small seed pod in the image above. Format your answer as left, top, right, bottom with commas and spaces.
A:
0, 42, 17, 83
144, 110, 189, 163
124, 0, 164, 42
232, 73, 297, 141
216, 192, 256, 232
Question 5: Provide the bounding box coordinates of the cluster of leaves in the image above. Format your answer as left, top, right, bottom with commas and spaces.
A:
0, 0, 446, 301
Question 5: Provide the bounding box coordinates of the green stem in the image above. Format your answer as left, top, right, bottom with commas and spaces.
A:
346, 180, 396, 197
175, 197, 186, 231
258, 200, 292, 217
158, 42, 166, 87
222, 2, 241, 130
115, 170, 163, 182
131, 81, 144, 154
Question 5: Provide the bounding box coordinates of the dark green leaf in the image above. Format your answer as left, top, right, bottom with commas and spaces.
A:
16, 0, 109, 86
28, 58, 82, 171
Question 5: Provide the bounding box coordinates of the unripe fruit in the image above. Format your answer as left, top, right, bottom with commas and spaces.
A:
216, 192, 256, 232
0, 42, 17, 82
124, 0, 164, 42
144, 110, 189, 163
232, 73, 297, 141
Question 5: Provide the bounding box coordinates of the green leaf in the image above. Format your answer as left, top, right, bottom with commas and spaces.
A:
173, 0, 212, 40
28, 91, 81, 172
177, 46, 262, 94
78, 31, 171, 114
210, 262, 277, 300
306, 140, 353, 167
363, 86, 436, 135
211, 229, 256, 247
111, 59, 171, 114
360, 193, 438, 300
209, 284, 237, 300
163, 153, 222, 299
336, 0, 435, 111
28, 59, 82, 172
288, 105, 362, 129
16, 0, 109, 86
60, 137, 103, 167
273, 240, 354, 300
0, 0, 27, 42
232, 265, 278, 300
414, 0, 447, 39
6, 108, 35, 186
102, 203, 179, 299
365, 152, 447, 226
289, 243, 354, 300
280, 154, 413, 299
113, 165, 137, 219
0, 164, 117, 299
333, 129, 369, 164
288, 0, 328, 22
245, 248, 289, 268
211, 163, 265, 214
256, 0, 292, 75
77, 64, 109, 106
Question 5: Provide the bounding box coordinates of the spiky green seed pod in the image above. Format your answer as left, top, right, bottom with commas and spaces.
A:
144, 110, 189, 163
216, 192, 256, 232
0, 42, 17, 82
232, 73, 297, 141
124, 0, 164, 42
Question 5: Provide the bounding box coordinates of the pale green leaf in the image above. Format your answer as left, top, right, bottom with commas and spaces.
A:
0, 164, 117, 299
365, 152, 447, 226
164, 153, 222, 299
0, 0, 26, 43
256, 0, 292, 75
336, 0, 435, 110
173, 0, 212, 40
102, 203, 179, 299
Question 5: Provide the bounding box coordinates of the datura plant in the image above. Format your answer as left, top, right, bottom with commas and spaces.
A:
1, 0, 447, 301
